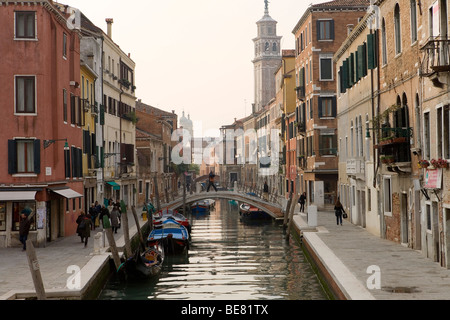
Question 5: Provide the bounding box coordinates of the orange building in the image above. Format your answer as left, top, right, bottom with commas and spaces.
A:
0, 1, 84, 247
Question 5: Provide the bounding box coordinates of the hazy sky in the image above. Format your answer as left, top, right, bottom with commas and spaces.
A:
72, 0, 323, 136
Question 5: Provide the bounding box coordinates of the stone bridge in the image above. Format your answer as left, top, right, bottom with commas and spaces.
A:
163, 190, 285, 220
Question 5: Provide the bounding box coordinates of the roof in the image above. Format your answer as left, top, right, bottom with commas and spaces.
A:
292, 0, 370, 34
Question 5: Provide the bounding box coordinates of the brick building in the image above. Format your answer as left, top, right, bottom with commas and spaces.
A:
292, 0, 370, 209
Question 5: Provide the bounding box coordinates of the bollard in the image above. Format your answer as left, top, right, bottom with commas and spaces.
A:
196, 182, 201, 194
308, 205, 318, 227
234, 181, 238, 192
94, 232, 102, 254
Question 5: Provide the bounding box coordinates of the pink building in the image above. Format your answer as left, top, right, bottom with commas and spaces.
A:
0, 1, 84, 248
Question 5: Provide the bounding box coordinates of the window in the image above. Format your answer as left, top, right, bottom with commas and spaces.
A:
319, 97, 336, 118
0, 203, 6, 232
63, 89, 68, 122
15, 11, 36, 39
8, 139, 40, 175
63, 33, 67, 57
319, 134, 337, 156
381, 19, 387, 65
317, 19, 334, 40
438, 107, 443, 158
437, 105, 450, 159
394, 4, 402, 54
367, 188, 372, 212
15, 76, 36, 114
272, 42, 277, 52
12, 203, 36, 232
410, 0, 418, 43
320, 57, 333, 80
384, 176, 392, 214
426, 204, 431, 230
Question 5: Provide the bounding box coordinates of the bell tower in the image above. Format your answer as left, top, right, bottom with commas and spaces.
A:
252, 0, 282, 113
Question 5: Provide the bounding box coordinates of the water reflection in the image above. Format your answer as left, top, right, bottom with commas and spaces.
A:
98, 200, 327, 300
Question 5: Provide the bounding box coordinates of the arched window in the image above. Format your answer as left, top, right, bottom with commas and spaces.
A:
394, 4, 402, 54
350, 121, 354, 157
359, 115, 363, 157
265, 42, 269, 51
273, 42, 277, 52
381, 18, 387, 65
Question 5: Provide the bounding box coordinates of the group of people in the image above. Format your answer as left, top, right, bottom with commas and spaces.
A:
76, 199, 124, 248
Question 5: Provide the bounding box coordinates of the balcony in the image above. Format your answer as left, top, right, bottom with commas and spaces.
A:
295, 86, 305, 101
375, 127, 412, 167
420, 37, 450, 86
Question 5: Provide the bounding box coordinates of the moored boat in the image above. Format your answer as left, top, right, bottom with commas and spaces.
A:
191, 200, 211, 214
153, 208, 191, 233
122, 245, 164, 279
239, 203, 271, 220
147, 220, 190, 254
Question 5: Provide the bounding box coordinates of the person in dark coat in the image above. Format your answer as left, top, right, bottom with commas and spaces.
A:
263, 181, 269, 201
99, 205, 110, 229
89, 203, 97, 230
334, 198, 346, 226
298, 192, 306, 213
110, 205, 121, 234
19, 209, 33, 251
76, 212, 93, 247
207, 171, 218, 192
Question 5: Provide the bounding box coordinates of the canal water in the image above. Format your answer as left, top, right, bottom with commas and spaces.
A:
98, 200, 328, 300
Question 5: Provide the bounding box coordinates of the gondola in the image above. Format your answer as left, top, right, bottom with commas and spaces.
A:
147, 220, 190, 255
122, 245, 164, 279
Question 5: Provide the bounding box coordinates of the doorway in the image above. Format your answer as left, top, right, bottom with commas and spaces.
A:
444, 208, 450, 269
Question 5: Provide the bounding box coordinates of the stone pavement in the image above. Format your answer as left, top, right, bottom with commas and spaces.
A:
2, 204, 450, 300
293, 209, 450, 300
0, 209, 148, 299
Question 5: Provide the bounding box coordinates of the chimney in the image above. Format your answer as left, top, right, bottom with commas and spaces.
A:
106, 18, 114, 38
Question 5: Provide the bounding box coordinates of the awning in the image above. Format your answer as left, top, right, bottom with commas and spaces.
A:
0, 191, 37, 201
107, 181, 120, 191
50, 188, 83, 199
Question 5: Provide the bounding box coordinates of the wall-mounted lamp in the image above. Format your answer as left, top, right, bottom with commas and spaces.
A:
44, 139, 69, 150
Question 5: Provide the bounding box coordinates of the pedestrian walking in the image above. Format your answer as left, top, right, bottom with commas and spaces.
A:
99, 205, 110, 229
298, 192, 306, 213
76, 212, 93, 247
110, 205, 121, 234
263, 181, 269, 201
19, 208, 33, 251
89, 203, 97, 230
334, 198, 346, 226
207, 171, 218, 192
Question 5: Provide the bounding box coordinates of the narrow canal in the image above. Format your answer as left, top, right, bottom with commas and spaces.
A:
98, 200, 328, 300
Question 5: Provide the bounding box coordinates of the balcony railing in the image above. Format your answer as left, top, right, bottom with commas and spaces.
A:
295, 86, 305, 101
420, 36, 450, 77
375, 127, 412, 163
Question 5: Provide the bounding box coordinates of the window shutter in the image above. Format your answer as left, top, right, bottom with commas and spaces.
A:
356, 49, 361, 81
65, 148, 71, 178
342, 59, 349, 90
349, 53, 355, 86
362, 43, 367, 77
367, 33, 377, 69
8, 140, 17, 174
330, 20, 335, 40
332, 97, 337, 117
100, 105, 105, 125
317, 20, 321, 40
33, 139, 41, 174
71, 147, 76, 178
318, 97, 323, 118
78, 148, 83, 178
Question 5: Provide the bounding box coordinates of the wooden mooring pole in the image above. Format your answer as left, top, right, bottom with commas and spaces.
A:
131, 205, 146, 252
286, 194, 300, 242
25, 240, 46, 300
120, 205, 132, 258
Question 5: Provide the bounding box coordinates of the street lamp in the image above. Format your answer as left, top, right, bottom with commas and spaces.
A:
44, 139, 69, 150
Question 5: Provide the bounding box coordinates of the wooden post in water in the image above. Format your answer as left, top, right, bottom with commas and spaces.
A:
183, 173, 187, 216
154, 174, 161, 212
105, 227, 122, 271
25, 240, 46, 300
121, 206, 132, 258
131, 205, 146, 252
286, 194, 300, 242
283, 192, 293, 229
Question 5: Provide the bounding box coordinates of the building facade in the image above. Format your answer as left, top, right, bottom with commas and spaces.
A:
0, 1, 84, 247
292, 0, 370, 209
102, 19, 137, 208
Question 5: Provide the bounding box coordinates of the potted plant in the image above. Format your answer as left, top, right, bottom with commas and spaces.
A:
418, 159, 430, 169
381, 155, 394, 164
431, 158, 448, 169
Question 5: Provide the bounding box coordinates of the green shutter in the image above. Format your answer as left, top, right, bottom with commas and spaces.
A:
356, 48, 361, 81
349, 53, 355, 86
367, 33, 377, 69
8, 140, 17, 174
33, 139, 41, 174
342, 59, 349, 90
100, 105, 105, 125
